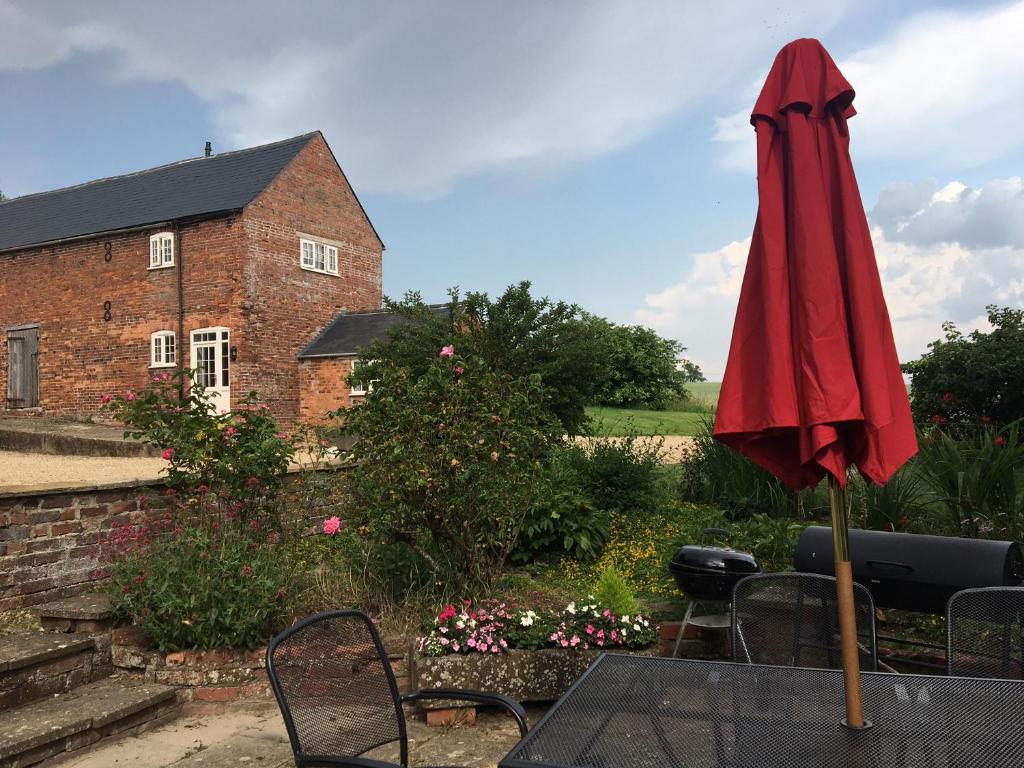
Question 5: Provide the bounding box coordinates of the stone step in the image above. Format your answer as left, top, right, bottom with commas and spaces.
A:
0, 677, 179, 768
31, 594, 113, 634
0, 632, 103, 712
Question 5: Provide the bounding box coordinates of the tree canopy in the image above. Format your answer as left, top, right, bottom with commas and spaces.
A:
903, 305, 1024, 426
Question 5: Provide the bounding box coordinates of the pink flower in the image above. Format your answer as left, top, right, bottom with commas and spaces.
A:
995, 436, 1007, 447
101, 393, 112, 404
197, 484, 209, 493
560, 639, 569, 648
322, 516, 341, 535
586, 624, 595, 635
439, 345, 455, 358
452, 642, 461, 652
479, 644, 488, 652
157, 372, 171, 382
276, 432, 290, 440
241, 564, 253, 577
550, 632, 560, 641
125, 390, 136, 401
570, 635, 580, 647
468, 638, 477, 648
454, 366, 464, 375
491, 645, 500, 654
439, 637, 450, 645
224, 426, 237, 437
161, 448, 174, 461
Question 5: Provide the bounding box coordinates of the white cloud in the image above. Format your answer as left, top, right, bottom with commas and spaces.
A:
0, 0, 848, 197
0, 1, 70, 70
636, 179, 1024, 380
714, 1, 1024, 172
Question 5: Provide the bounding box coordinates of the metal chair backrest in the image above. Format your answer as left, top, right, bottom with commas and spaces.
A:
732, 572, 877, 671
947, 587, 1024, 679
266, 610, 409, 767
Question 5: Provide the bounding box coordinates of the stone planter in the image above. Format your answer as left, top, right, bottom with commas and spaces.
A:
410, 646, 658, 709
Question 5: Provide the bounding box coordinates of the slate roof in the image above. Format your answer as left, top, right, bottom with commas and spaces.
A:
299, 305, 450, 359
0, 132, 319, 253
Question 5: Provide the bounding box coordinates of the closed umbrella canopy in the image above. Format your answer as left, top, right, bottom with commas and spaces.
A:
713, 38, 917, 490
713, 38, 918, 729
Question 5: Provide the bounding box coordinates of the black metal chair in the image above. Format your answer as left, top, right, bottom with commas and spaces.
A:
266, 609, 528, 768
947, 586, 1024, 678
731, 572, 878, 671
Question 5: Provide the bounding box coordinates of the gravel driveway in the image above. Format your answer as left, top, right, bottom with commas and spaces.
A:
0, 450, 166, 493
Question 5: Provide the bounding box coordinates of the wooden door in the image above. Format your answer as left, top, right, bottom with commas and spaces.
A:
6, 326, 39, 409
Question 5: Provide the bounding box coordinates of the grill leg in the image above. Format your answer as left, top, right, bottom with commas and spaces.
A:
673, 601, 696, 658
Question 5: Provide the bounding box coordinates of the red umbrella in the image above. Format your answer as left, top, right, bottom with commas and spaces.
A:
713, 38, 917, 727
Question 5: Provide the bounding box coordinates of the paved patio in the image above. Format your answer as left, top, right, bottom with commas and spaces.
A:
59, 699, 537, 768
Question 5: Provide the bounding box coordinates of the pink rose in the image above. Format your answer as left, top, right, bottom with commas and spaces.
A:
224, 426, 237, 437
161, 448, 174, 461
439, 345, 455, 358
454, 366, 464, 375
322, 516, 341, 535
125, 390, 136, 401
101, 393, 112, 404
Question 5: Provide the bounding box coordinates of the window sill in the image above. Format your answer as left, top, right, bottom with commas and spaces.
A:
148, 263, 175, 271
300, 264, 339, 277
149, 362, 177, 369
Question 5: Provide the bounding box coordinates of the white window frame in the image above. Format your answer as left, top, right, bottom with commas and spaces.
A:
150, 331, 177, 368
349, 359, 378, 396
149, 232, 175, 269
299, 237, 338, 276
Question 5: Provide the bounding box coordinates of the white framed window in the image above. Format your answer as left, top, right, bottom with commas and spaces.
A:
150, 331, 176, 367
349, 359, 378, 396
299, 237, 338, 276
149, 233, 174, 269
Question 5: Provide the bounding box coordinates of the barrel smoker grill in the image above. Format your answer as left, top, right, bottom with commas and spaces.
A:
795, 526, 1024, 669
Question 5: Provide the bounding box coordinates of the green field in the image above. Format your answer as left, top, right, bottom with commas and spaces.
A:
684, 381, 721, 409
584, 406, 706, 437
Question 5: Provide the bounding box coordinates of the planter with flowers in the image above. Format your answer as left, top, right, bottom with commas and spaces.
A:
410, 599, 658, 707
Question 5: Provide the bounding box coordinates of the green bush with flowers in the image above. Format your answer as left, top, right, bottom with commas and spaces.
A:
416, 598, 657, 657
338, 344, 561, 590
103, 508, 294, 651
102, 369, 297, 511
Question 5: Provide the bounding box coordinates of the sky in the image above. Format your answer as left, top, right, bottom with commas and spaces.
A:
2, 1, 1023, 379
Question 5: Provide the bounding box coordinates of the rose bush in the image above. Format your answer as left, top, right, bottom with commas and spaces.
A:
338, 347, 560, 590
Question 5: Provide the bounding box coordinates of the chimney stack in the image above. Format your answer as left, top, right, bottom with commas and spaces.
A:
204, 141, 212, 158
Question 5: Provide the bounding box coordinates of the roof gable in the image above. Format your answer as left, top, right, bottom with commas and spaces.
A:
0, 132, 318, 253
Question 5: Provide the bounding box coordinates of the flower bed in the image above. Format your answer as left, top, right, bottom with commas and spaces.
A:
412, 599, 658, 707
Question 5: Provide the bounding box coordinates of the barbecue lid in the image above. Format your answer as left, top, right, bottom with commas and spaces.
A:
671, 545, 759, 574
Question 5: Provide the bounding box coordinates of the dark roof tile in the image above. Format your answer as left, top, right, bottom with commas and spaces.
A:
0, 133, 318, 252
299, 305, 449, 359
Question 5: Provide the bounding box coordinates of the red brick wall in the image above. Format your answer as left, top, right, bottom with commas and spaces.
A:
298, 356, 365, 423
240, 134, 383, 424
0, 217, 245, 417
0, 484, 163, 611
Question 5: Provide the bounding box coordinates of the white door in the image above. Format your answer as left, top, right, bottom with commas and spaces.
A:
191, 327, 230, 413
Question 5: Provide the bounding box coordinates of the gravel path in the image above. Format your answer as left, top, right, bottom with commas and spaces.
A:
0, 450, 166, 493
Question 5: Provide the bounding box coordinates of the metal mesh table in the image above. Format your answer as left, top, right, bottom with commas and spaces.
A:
500, 654, 1024, 768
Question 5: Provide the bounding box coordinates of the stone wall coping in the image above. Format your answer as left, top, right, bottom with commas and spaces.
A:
0, 460, 352, 500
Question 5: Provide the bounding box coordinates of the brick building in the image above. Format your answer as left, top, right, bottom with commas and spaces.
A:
0, 132, 384, 423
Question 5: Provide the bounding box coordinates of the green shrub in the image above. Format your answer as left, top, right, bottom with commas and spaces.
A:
577, 432, 665, 513
338, 348, 560, 590
594, 566, 638, 617
680, 418, 797, 519
915, 420, 1024, 539
515, 445, 609, 563
903, 306, 1024, 427
104, 515, 291, 651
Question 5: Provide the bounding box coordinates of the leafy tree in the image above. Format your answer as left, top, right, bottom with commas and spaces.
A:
355, 282, 610, 435
587, 317, 691, 409
339, 349, 560, 589
676, 358, 706, 383
903, 306, 1024, 426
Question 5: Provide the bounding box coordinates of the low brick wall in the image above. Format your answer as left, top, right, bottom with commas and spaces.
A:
111, 628, 272, 705
0, 483, 163, 611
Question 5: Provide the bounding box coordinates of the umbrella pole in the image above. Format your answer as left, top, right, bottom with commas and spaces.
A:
829, 474, 866, 728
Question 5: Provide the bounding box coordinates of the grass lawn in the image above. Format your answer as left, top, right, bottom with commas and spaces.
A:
585, 406, 707, 436
685, 381, 721, 408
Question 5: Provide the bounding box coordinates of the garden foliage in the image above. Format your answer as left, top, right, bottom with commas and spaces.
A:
903, 306, 1024, 427
339, 345, 561, 589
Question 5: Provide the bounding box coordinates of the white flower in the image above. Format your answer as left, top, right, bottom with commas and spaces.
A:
621, 615, 630, 623
520, 611, 536, 627
566, 602, 577, 615
633, 623, 642, 632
